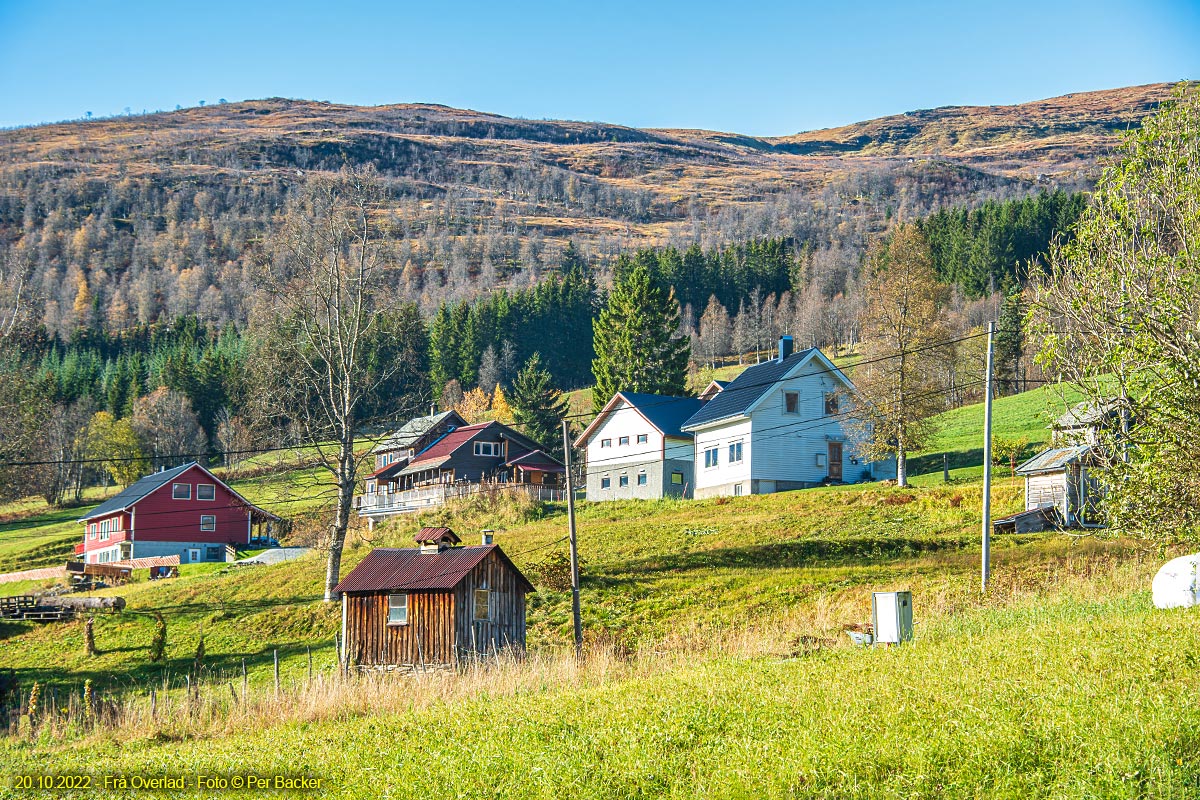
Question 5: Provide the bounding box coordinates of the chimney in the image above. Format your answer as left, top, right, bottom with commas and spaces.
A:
481, 530, 494, 546
778, 335, 794, 362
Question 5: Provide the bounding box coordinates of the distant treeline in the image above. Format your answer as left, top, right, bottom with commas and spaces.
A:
917, 190, 1086, 297
18, 190, 1086, 441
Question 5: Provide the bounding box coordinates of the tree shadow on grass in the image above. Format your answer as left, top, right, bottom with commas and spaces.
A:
594, 536, 970, 584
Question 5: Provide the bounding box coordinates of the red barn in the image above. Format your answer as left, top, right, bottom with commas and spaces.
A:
77, 462, 280, 565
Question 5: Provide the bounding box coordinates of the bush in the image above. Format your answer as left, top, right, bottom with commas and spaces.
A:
524, 551, 584, 592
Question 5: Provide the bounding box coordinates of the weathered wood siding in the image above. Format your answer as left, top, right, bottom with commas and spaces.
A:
454, 550, 527, 659
345, 591, 456, 667
1026, 472, 1067, 513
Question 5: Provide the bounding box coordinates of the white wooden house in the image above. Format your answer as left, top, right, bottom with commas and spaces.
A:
575, 392, 707, 500
679, 337, 895, 498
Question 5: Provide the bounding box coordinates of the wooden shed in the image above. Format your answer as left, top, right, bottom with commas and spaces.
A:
334, 527, 534, 670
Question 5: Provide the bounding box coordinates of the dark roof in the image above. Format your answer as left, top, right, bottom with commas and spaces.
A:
367, 460, 407, 479
374, 411, 465, 454
681, 349, 817, 429
1015, 444, 1094, 475
617, 392, 708, 438
415, 527, 460, 544
80, 463, 196, 521
333, 545, 534, 594
506, 450, 565, 472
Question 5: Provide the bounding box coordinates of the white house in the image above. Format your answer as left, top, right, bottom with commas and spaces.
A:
679, 337, 895, 498
575, 392, 708, 500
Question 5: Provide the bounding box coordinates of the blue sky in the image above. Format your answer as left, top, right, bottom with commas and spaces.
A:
0, 0, 1196, 134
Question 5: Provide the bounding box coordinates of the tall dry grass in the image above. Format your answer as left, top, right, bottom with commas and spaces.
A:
9, 539, 1159, 746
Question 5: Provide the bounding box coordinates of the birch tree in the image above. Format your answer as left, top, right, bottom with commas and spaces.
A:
252, 166, 420, 601
850, 225, 950, 487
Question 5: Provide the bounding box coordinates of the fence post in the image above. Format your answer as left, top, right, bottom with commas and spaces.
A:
150, 688, 156, 719
307, 645, 313, 684
242, 658, 248, 702
273, 649, 280, 698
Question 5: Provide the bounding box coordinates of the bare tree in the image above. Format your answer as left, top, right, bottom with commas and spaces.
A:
252, 166, 420, 602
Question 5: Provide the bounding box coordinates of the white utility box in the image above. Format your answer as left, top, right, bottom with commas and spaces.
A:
871, 591, 913, 645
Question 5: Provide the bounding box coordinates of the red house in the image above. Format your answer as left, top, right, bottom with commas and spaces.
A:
77, 462, 280, 565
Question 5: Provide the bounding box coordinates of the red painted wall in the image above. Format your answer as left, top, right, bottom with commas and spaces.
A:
80, 465, 252, 553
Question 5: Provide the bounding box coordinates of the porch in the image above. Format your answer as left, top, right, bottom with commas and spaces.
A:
355, 481, 566, 520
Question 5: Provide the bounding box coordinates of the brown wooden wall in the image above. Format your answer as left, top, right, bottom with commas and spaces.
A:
454, 550, 527, 659
344, 550, 529, 668
344, 590, 456, 667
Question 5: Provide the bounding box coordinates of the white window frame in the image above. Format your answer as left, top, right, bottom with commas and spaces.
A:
636, 471, 647, 486
600, 475, 611, 489
200, 515, 217, 531
784, 391, 800, 414
172, 483, 191, 500
728, 440, 744, 464
474, 441, 501, 457
197, 483, 216, 501
387, 593, 408, 625
619, 474, 629, 488
704, 447, 719, 469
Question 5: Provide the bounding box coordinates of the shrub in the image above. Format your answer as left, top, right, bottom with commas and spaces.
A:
524, 551, 584, 592
148, 613, 167, 662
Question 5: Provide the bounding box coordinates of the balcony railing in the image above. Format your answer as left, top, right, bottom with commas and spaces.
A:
355, 482, 565, 516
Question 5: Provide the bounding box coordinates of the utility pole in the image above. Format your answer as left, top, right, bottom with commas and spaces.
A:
981, 320, 996, 592
561, 420, 583, 656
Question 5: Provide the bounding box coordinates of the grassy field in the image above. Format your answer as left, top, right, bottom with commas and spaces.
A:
2, 386, 1197, 797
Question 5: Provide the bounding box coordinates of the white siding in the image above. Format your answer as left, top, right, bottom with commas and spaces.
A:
749, 362, 859, 485
584, 400, 664, 468
693, 419, 752, 494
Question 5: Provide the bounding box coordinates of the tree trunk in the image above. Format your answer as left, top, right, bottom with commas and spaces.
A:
896, 428, 908, 488
324, 425, 357, 602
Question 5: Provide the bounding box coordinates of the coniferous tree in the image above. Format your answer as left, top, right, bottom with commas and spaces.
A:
512, 353, 568, 457
591, 260, 690, 410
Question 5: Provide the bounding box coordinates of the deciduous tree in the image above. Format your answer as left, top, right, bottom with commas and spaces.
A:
1030, 84, 1200, 544
850, 224, 950, 487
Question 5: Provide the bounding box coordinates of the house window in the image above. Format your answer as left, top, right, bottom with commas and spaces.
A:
784, 392, 800, 414
637, 472, 647, 486
197, 483, 216, 501
474, 441, 501, 457
619, 474, 629, 488
387, 594, 408, 625
704, 447, 719, 468
200, 515, 216, 531
637, 433, 649, 444
825, 393, 839, 415
100, 520, 110, 541
671, 471, 684, 485
601, 475, 611, 489
600, 439, 612, 448
618, 436, 630, 446
172, 483, 191, 500
729, 441, 744, 463
734, 483, 744, 497
205, 546, 223, 561
473, 589, 490, 621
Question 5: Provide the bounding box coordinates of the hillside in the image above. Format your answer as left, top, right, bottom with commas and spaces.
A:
2, 383, 1198, 795
0, 84, 1176, 339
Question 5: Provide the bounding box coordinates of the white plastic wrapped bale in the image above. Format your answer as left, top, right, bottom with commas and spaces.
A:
1152, 553, 1200, 609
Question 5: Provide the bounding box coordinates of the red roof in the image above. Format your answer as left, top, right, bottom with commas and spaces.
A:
367, 461, 407, 479
333, 545, 534, 594
405, 422, 494, 469
506, 450, 565, 473
414, 527, 460, 544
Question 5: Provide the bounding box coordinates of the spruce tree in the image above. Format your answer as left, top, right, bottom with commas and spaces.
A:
591, 261, 690, 410
511, 353, 568, 457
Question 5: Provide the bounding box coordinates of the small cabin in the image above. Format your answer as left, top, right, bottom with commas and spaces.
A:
995, 401, 1117, 533
334, 527, 534, 670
